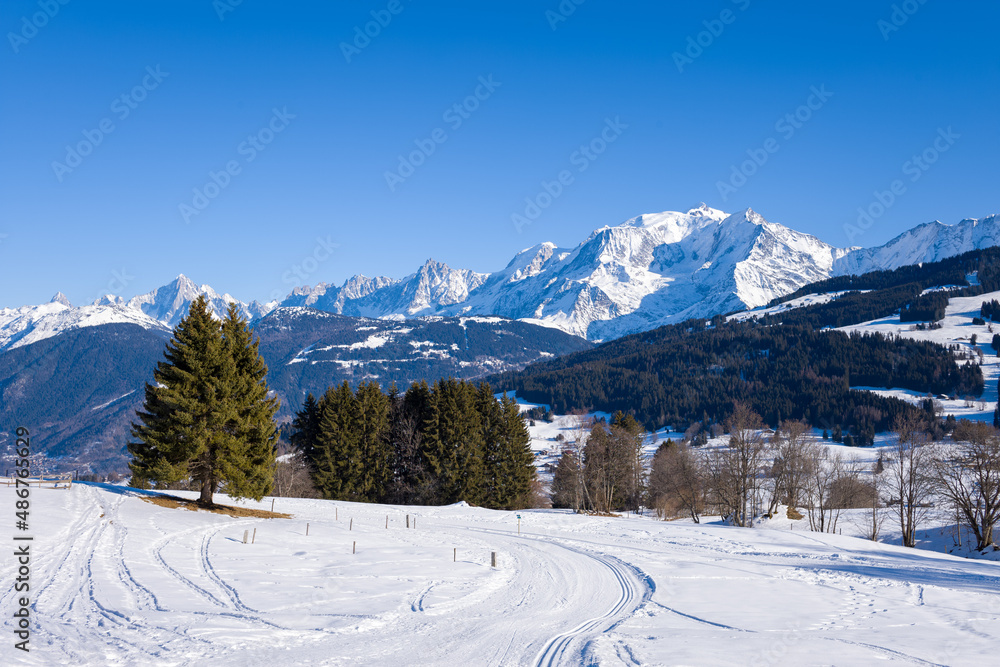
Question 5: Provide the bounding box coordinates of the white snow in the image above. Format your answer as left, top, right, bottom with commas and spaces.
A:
4, 483, 998, 665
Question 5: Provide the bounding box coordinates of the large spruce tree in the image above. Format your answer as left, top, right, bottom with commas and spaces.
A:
129, 296, 278, 505
421, 378, 485, 504
312, 382, 362, 500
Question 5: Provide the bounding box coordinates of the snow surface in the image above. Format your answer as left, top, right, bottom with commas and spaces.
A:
4, 483, 999, 666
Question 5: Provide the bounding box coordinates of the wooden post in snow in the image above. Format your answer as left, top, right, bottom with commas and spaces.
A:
271, 498, 275, 512
491, 552, 497, 568
406, 514, 410, 529
252, 527, 257, 544
353, 541, 356, 555
243, 530, 249, 544
453, 548, 456, 562
306, 523, 310, 536
350, 518, 353, 531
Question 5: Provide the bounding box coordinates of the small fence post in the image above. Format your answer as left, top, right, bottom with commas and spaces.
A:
406, 514, 410, 529
243, 530, 249, 544
491, 552, 497, 568
271, 498, 275, 512
353, 541, 356, 555
350, 518, 353, 531
306, 523, 310, 536
454, 548, 456, 562
252, 527, 256, 544
386, 515, 388, 529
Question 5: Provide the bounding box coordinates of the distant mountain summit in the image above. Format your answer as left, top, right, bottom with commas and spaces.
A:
3, 207, 998, 346
277, 206, 997, 340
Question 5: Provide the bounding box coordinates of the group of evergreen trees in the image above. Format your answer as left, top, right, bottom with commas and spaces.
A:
129, 296, 279, 505
291, 379, 537, 509
899, 291, 950, 323
981, 299, 1000, 322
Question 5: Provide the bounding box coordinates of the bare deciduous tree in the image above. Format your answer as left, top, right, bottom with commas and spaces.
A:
272, 448, 320, 498
767, 420, 813, 516
932, 421, 1000, 551
648, 440, 704, 522
706, 403, 767, 527
886, 415, 936, 548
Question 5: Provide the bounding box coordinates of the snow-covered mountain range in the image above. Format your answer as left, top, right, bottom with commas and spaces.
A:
2, 206, 998, 347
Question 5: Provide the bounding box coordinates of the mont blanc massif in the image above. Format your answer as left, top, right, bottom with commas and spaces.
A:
1, 205, 998, 472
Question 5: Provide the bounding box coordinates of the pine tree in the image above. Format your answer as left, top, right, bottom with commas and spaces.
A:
477, 383, 505, 508
291, 393, 322, 465
129, 296, 277, 505
355, 380, 392, 502
313, 382, 363, 500
551, 450, 584, 510
216, 303, 279, 501
420, 379, 484, 504
496, 392, 536, 509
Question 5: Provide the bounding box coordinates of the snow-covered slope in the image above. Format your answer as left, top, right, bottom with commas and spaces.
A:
833, 214, 1000, 277
0, 276, 274, 351
109, 274, 274, 327
0, 296, 169, 352
5, 483, 998, 665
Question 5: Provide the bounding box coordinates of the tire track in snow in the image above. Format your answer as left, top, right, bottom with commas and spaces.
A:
451, 524, 653, 667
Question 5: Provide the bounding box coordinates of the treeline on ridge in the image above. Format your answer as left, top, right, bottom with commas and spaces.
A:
770, 246, 1000, 308
490, 320, 983, 445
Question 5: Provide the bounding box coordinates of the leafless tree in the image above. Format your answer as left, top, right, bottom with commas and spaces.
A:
885, 414, 936, 547
853, 454, 887, 542
582, 419, 644, 513
767, 420, 813, 515
932, 421, 1000, 551
272, 448, 320, 498
705, 403, 767, 527
803, 447, 842, 533
648, 440, 704, 522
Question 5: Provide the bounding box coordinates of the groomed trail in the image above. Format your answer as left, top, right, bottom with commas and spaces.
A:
3, 484, 1000, 666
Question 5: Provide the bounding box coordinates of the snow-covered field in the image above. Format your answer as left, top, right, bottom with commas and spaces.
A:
3, 483, 1000, 666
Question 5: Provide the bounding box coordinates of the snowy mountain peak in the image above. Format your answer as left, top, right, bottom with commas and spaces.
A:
5, 207, 998, 348
50, 292, 72, 307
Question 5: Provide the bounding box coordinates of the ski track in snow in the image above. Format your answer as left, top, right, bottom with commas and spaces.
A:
4, 485, 1000, 666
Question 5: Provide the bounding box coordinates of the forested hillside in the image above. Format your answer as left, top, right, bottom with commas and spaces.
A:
491, 319, 983, 444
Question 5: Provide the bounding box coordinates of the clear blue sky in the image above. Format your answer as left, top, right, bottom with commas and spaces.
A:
2, 0, 998, 307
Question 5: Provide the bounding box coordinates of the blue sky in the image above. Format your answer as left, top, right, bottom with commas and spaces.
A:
1, 0, 998, 307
